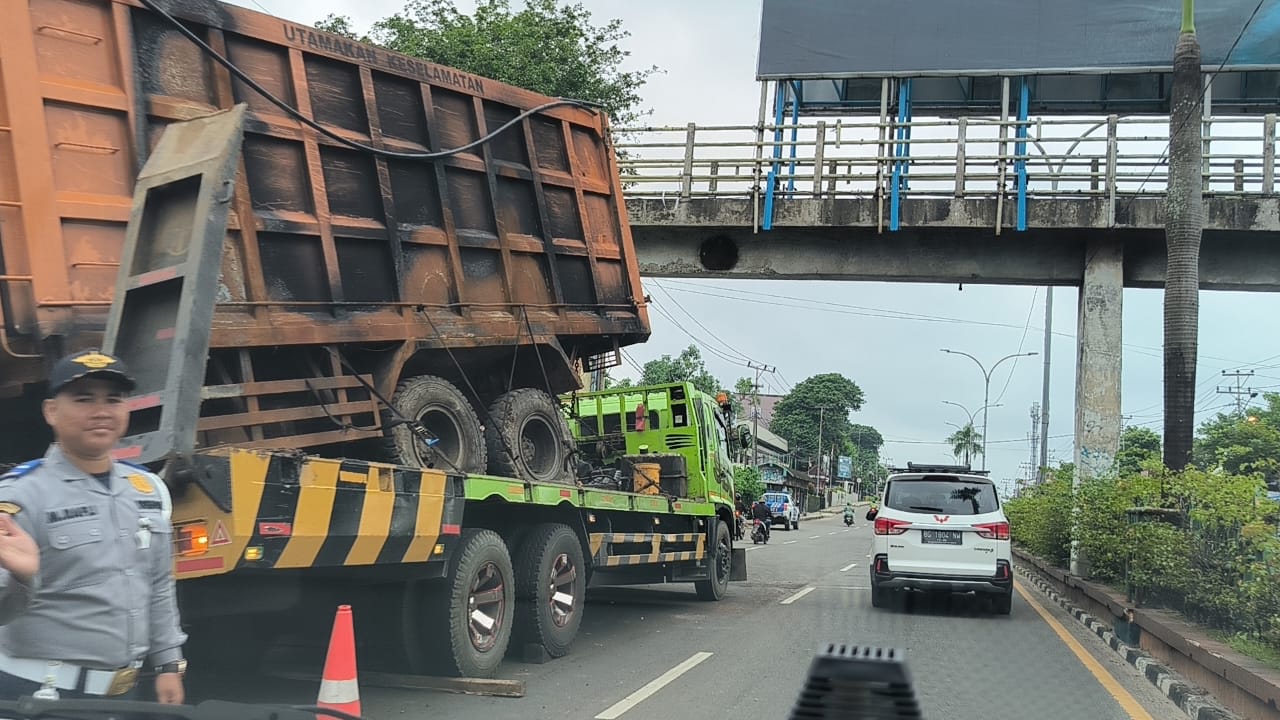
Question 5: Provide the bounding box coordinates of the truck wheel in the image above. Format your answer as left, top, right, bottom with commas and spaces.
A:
486, 389, 573, 484
695, 520, 731, 601
419, 529, 514, 677
388, 375, 486, 474
513, 523, 586, 658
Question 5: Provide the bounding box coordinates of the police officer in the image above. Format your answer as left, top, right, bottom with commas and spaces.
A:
0, 349, 186, 703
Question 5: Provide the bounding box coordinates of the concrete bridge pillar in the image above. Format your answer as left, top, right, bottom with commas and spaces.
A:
1072, 236, 1123, 577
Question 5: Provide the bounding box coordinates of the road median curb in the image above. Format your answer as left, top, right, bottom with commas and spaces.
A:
1015, 561, 1238, 720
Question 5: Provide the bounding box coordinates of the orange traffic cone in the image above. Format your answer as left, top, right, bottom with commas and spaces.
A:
317, 605, 361, 719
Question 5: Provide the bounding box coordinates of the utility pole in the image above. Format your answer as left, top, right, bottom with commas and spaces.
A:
1217, 369, 1257, 416
746, 360, 775, 466
1028, 403, 1040, 483
1038, 287, 1053, 483
816, 404, 833, 504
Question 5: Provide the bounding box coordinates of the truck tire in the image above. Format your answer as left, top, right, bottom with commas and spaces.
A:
512, 523, 586, 658
388, 375, 486, 474
486, 389, 573, 484
695, 520, 731, 601
416, 529, 515, 678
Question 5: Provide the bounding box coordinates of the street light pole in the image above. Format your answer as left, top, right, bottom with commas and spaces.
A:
942, 400, 1002, 469
940, 349, 1038, 471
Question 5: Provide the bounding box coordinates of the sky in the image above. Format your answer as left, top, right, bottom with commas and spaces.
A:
224, 0, 1280, 492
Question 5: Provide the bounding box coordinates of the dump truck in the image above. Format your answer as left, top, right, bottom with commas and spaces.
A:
0, 0, 744, 679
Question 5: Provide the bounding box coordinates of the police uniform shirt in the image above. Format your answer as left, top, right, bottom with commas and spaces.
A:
0, 445, 187, 670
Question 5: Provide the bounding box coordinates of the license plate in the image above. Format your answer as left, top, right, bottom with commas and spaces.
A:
921, 529, 962, 545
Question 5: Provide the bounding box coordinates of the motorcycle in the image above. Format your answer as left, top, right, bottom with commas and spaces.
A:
734, 511, 746, 541
843, 509, 855, 527
751, 517, 770, 544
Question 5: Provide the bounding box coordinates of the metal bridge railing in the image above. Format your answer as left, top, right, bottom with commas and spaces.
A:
614, 114, 1278, 231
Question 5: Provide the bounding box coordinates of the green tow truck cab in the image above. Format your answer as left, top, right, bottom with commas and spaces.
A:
564, 381, 745, 587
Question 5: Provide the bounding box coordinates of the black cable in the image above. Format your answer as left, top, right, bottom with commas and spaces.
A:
414, 307, 536, 480
303, 377, 384, 433
134, 0, 603, 161
1117, 0, 1270, 218
328, 350, 466, 475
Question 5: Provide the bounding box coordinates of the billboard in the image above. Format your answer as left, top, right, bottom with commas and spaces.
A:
837, 455, 852, 479
757, 0, 1280, 79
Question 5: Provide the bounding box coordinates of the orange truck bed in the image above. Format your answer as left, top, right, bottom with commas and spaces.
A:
0, 0, 649, 460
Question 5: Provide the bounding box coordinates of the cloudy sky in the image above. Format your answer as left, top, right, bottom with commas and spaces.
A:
226, 0, 1280, 491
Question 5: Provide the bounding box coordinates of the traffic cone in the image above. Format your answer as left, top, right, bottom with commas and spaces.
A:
317, 605, 361, 719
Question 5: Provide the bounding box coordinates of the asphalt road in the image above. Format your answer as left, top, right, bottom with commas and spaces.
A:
187, 514, 1183, 720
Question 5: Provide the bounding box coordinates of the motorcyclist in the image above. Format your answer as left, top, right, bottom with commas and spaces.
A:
843, 501, 854, 525
750, 498, 772, 541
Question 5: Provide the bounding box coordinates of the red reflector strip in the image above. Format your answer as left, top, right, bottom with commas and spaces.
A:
127, 394, 162, 412
133, 267, 178, 288
559, 489, 572, 498
258, 522, 292, 537
111, 445, 142, 460
442, 524, 461, 536
176, 557, 225, 574
155, 327, 175, 341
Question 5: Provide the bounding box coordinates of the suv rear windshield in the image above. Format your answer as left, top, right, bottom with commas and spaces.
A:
884, 476, 1000, 515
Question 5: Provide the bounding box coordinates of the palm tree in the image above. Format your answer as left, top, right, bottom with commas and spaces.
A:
1163, 0, 1203, 470
947, 423, 983, 468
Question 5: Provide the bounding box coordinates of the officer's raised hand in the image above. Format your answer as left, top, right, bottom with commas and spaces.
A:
0, 514, 37, 584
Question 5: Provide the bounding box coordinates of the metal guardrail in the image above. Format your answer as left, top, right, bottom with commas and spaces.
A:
614, 115, 1278, 232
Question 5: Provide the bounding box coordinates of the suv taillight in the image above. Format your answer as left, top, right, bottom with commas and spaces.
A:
874, 517, 911, 535
973, 521, 1010, 540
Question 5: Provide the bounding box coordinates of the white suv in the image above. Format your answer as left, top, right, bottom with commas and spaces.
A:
867, 467, 1013, 614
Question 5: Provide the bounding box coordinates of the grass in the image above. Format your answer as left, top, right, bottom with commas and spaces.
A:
1208, 630, 1280, 672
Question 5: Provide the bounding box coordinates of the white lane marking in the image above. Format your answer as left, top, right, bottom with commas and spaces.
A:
828, 531, 839, 535
840, 562, 858, 572
808, 535, 822, 539
744, 545, 764, 551
866, 553, 872, 557
843, 529, 851, 533
780, 586, 816, 605
784, 540, 798, 545
594, 651, 714, 719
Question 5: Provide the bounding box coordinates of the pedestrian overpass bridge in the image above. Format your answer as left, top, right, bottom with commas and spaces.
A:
613, 113, 1279, 483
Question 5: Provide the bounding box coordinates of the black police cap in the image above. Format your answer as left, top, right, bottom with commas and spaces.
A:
47, 350, 137, 397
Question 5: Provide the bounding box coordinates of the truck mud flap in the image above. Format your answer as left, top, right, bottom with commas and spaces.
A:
730, 547, 747, 581
105, 104, 248, 482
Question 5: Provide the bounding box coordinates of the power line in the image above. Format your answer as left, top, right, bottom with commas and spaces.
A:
659, 280, 1274, 369
993, 287, 1038, 405
649, 280, 756, 364
1118, 0, 1270, 216
1217, 369, 1258, 416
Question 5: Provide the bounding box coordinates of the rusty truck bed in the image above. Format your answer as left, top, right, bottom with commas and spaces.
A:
0, 0, 649, 397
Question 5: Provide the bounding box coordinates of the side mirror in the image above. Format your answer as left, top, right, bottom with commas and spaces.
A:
865, 508, 878, 521
736, 426, 752, 450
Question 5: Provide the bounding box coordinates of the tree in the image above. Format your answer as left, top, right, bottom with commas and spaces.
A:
848, 424, 883, 455
637, 345, 725, 398
1117, 426, 1162, 477
947, 423, 983, 467
733, 465, 765, 505
1163, 0, 1203, 470
769, 373, 866, 467
1193, 397, 1280, 485
314, 0, 657, 127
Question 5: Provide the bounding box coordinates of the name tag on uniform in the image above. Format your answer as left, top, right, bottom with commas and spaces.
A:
46, 505, 99, 524
136, 500, 164, 511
